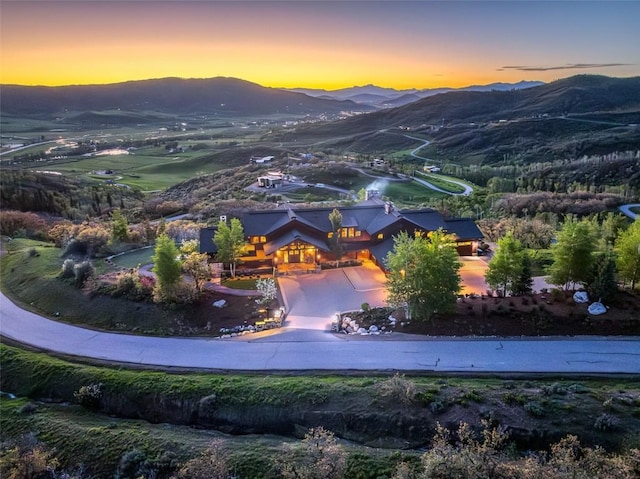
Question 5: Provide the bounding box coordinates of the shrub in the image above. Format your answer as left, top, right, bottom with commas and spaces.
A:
0, 210, 47, 238
524, 401, 545, 417
60, 258, 76, 279
73, 383, 102, 410
255, 277, 277, 305
73, 260, 95, 288
375, 373, 416, 405
594, 413, 617, 431
502, 392, 527, 405
361, 302, 370, 311
550, 288, 565, 301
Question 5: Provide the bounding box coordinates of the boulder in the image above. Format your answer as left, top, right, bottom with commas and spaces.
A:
587, 302, 607, 315
573, 291, 589, 303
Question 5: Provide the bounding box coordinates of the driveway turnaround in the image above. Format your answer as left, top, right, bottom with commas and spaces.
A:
1, 292, 639, 374
277, 264, 387, 331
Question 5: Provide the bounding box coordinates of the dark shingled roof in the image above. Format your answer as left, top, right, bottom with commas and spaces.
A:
443, 218, 483, 240
401, 210, 448, 232
199, 227, 218, 254
235, 203, 482, 250
369, 238, 396, 264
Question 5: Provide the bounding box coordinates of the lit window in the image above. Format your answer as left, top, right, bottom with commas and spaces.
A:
328, 232, 334, 239
355, 230, 362, 237
377, 233, 384, 240
260, 236, 266, 243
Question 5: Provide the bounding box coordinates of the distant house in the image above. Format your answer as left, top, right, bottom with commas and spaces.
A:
250, 155, 275, 165
257, 174, 283, 188
200, 202, 483, 272
369, 158, 386, 168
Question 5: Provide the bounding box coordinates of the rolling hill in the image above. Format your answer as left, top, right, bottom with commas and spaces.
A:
272, 75, 640, 168
0, 77, 372, 118
288, 75, 640, 136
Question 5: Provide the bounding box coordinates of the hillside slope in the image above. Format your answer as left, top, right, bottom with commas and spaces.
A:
0, 77, 371, 117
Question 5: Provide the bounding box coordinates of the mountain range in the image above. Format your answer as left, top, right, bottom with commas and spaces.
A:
1, 76, 638, 127
0, 77, 372, 117
285, 81, 545, 107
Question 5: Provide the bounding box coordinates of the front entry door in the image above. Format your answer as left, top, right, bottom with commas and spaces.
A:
288, 252, 300, 263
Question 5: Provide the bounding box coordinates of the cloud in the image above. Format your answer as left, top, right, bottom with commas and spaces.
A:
498, 63, 632, 72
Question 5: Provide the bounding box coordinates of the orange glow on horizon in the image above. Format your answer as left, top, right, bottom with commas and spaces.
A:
2, 1, 638, 90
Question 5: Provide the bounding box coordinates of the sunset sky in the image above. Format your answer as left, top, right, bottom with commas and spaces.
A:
2, 0, 639, 90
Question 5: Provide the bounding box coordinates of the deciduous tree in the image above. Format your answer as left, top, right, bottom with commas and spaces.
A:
110, 209, 129, 243
182, 252, 210, 292
213, 218, 246, 277
485, 232, 526, 297
547, 217, 596, 290
615, 219, 640, 289
385, 230, 461, 321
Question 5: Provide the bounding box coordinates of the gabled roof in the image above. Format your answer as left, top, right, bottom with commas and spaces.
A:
401, 210, 448, 232
263, 229, 330, 255
443, 218, 483, 240
240, 203, 482, 242
369, 237, 396, 263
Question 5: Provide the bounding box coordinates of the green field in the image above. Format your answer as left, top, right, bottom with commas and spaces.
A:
385, 179, 446, 204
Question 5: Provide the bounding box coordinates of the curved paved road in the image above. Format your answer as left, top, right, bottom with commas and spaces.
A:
381, 130, 473, 196
1, 292, 638, 373
619, 204, 640, 220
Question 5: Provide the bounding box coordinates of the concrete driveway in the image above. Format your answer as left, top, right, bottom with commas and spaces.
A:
277, 262, 387, 331
459, 256, 490, 295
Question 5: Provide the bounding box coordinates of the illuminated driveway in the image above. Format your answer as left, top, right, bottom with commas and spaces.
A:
277, 262, 387, 331
459, 257, 490, 295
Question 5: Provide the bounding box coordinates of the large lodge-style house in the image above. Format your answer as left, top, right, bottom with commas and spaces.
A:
200, 199, 483, 275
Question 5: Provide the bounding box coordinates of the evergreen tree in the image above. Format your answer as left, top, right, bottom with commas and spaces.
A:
152, 234, 182, 297
587, 250, 618, 302
328, 208, 344, 266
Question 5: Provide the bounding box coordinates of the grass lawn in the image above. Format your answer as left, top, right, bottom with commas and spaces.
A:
416, 171, 467, 193
221, 278, 258, 289
385, 180, 446, 204
27, 151, 228, 191
110, 246, 154, 268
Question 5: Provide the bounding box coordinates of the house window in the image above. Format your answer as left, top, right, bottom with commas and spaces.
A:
251, 236, 267, 244
340, 227, 355, 238
355, 230, 362, 237
377, 233, 384, 240
327, 232, 334, 239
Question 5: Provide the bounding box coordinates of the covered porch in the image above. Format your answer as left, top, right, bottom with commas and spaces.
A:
265, 229, 329, 275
